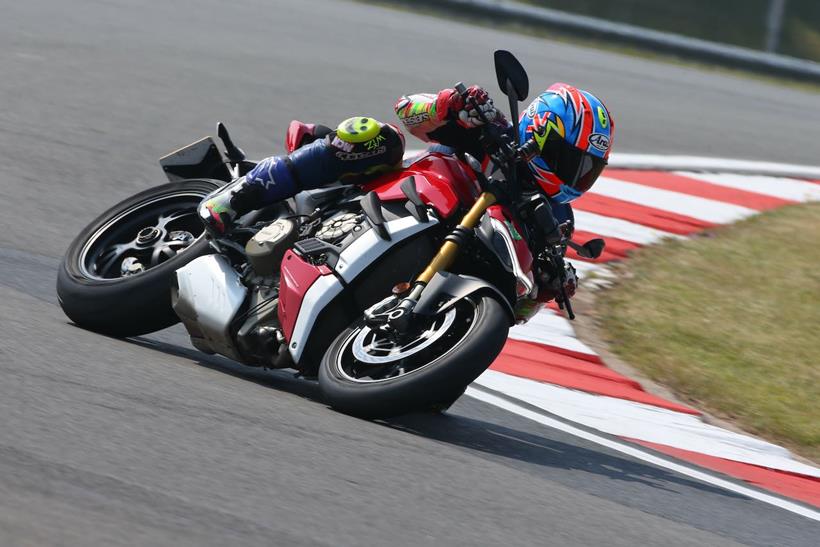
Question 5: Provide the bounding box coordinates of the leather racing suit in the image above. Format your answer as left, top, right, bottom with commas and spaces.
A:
199, 116, 405, 233
198, 88, 578, 301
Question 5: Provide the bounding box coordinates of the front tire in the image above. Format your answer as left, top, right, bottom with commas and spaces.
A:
319, 295, 509, 418
57, 179, 222, 337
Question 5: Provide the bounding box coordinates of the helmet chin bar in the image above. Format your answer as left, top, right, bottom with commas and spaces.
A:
552, 185, 583, 204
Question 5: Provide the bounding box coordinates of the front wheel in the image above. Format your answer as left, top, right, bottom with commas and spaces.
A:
319, 295, 509, 418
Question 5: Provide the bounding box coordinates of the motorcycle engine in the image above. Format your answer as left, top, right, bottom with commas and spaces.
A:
232, 212, 360, 366
233, 212, 365, 368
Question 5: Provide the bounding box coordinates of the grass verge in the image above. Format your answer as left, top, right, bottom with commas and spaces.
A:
598, 202, 820, 462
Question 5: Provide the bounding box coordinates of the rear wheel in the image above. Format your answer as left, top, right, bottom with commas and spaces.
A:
319, 295, 509, 418
57, 179, 222, 337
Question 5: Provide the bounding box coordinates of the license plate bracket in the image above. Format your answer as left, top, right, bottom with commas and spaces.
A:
159, 136, 231, 182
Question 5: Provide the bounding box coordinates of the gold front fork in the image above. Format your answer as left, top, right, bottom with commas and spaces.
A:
415, 192, 497, 284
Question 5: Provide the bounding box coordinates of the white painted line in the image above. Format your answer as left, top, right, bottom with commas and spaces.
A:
465, 387, 820, 522
508, 309, 597, 355
592, 177, 757, 224
408, 149, 820, 179
572, 210, 682, 244
407, 148, 820, 180
610, 153, 820, 180
474, 370, 820, 478
676, 172, 820, 202
405, 147, 820, 206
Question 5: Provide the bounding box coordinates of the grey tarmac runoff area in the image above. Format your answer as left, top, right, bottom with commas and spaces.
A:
1, 0, 819, 545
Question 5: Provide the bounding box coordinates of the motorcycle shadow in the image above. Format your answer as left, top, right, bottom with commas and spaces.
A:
126, 332, 322, 403
125, 332, 742, 502
382, 399, 746, 501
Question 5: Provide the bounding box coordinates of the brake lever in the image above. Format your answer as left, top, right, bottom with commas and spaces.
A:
551, 246, 575, 320
543, 223, 575, 320
557, 269, 574, 320
455, 81, 493, 127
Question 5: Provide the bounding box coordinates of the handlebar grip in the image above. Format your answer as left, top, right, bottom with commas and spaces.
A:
454, 82, 467, 96
517, 138, 540, 161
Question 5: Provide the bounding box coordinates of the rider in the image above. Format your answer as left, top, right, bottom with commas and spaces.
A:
198, 83, 614, 301
198, 116, 406, 234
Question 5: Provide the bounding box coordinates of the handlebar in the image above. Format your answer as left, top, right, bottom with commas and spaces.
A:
453, 82, 540, 182
516, 138, 540, 161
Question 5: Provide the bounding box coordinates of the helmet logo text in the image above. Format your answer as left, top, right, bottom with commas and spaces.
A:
588, 133, 610, 151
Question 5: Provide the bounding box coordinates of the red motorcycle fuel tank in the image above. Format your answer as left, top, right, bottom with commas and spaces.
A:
360, 152, 481, 218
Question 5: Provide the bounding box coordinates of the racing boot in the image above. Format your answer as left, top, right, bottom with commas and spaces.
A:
197, 177, 262, 236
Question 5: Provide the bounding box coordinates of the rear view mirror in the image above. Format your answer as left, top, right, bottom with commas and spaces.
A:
494, 50, 529, 101
578, 238, 606, 259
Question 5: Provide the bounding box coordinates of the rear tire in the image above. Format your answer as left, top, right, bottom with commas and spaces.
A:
57, 179, 222, 337
319, 295, 509, 418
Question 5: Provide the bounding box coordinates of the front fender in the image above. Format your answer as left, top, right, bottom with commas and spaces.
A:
413, 271, 515, 325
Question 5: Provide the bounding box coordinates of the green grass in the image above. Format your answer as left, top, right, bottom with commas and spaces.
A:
598, 202, 820, 461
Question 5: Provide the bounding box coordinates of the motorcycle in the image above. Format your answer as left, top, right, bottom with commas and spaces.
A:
57, 51, 604, 417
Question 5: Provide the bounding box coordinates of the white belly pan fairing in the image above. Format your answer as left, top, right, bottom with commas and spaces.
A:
172, 254, 248, 360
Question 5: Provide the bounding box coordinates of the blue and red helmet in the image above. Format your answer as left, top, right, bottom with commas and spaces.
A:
518, 83, 614, 203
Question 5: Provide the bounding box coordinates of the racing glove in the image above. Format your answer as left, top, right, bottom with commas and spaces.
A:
438, 85, 500, 128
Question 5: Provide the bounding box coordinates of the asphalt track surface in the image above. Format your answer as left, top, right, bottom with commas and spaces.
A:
1, 0, 819, 545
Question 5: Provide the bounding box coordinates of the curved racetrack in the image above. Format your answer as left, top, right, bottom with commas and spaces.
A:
1, 1, 818, 545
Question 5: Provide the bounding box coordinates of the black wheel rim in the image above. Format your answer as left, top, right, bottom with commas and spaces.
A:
78, 191, 207, 280
334, 299, 479, 384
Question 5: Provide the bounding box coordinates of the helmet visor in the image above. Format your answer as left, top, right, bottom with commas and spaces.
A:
540, 132, 607, 194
